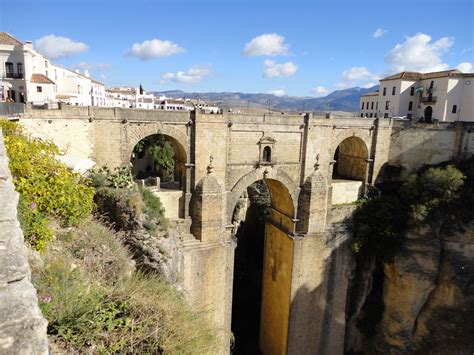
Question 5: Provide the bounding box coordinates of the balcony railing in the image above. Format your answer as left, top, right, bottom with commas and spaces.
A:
4, 73, 24, 79
420, 95, 437, 104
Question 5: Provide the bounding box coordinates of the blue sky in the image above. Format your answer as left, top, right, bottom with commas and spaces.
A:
1, 0, 472, 96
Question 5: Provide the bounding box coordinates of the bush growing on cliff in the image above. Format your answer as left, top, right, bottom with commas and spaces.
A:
0, 120, 95, 251
352, 165, 466, 261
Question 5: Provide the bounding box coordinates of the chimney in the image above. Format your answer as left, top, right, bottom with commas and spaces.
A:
25, 40, 33, 49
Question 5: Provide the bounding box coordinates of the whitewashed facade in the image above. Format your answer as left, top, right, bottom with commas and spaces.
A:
360, 69, 474, 122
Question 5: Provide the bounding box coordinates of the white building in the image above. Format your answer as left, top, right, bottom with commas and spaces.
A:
360, 69, 474, 122
0, 32, 105, 107
106, 87, 137, 108
91, 79, 107, 107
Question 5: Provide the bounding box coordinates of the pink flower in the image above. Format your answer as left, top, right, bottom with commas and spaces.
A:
29, 202, 37, 210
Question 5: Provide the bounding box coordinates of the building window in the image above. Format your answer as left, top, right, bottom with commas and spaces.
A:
374, 113, 378, 118
370, 113, 373, 117
36, 86, 42, 93
452, 105, 457, 114
45, 70, 48, 78
17, 63, 23, 77
392, 86, 396, 95
383, 87, 386, 96
384, 113, 388, 118
408, 101, 413, 111
410, 87, 415, 96
263, 146, 272, 162
45, 60, 48, 68
385, 101, 390, 110
361, 102, 365, 110
5, 62, 13, 78
360, 113, 364, 117
407, 113, 412, 120
371, 102, 374, 110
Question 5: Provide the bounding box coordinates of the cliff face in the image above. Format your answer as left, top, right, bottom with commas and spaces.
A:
376, 221, 474, 353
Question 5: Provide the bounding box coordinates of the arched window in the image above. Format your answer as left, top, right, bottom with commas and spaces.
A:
263, 146, 272, 162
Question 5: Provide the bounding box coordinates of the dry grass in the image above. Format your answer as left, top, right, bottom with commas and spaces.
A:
31, 217, 219, 354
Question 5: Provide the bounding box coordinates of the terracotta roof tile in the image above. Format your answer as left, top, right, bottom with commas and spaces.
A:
0, 32, 22, 46
31, 74, 55, 84
380, 69, 468, 81
361, 91, 379, 97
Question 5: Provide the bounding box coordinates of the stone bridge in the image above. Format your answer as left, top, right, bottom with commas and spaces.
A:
17, 106, 474, 354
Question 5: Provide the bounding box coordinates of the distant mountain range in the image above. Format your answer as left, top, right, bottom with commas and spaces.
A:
152, 85, 379, 114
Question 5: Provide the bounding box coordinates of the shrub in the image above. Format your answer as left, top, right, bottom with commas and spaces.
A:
0, 121, 95, 250
90, 165, 134, 189
17, 196, 53, 251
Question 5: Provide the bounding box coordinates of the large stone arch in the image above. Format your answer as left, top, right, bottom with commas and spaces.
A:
227, 167, 299, 224
123, 122, 190, 164
331, 129, 371, 156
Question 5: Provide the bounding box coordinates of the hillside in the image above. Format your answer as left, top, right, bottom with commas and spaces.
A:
152, 85, 379, 114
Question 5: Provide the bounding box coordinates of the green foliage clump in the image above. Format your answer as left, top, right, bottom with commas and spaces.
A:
133, 135, 175, 175
17, 197, 53, 251
34, 218, 218, 354
90, 165, 134, 189
352, 164, 466, 262
140, 187, 167, 228
0, 120, 95, 250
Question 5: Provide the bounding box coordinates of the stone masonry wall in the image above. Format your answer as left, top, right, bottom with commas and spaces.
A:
0, 129, 48, 354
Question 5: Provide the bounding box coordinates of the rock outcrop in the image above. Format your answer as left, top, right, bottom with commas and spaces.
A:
0, 130, 48, 354
376, 222, 474, 353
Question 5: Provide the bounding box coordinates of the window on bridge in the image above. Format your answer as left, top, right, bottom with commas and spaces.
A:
262, 146, 272, 162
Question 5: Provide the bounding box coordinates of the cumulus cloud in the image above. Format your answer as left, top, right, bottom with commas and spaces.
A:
35, 35, 88, 59
73, 62, 112, 73
456, 62, 473, 73
312, 86, 328, 96
268, 89, 286, 97
263, 60, 298, 78
126, 39, 184, 60
335, 66, 379, 88
373, 28, 388, 39
242, 33, 289, 56
385, 33, 454, 73
161, 65, 212, 84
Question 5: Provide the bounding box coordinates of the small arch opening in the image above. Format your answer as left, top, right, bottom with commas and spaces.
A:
424, 106, 433, 123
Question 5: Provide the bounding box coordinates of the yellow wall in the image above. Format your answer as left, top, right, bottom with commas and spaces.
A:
260, 222, 294, 355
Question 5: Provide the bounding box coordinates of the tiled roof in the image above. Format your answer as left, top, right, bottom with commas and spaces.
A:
0, 32, 22, 46
380, 69, 466, 81
31, 74, 55, 84
361, 91, 379, 97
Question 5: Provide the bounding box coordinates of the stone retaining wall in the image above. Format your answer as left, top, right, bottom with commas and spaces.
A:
0, 128, 48, 354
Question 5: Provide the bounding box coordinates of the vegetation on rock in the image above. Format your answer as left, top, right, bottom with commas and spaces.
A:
133, 135, 175, 176
0, 120, 94, 251
33, 218, 218, 354
351, 163, 467, 262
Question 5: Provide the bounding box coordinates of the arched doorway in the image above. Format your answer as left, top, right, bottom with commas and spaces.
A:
230, 178, 295, 354
130, 134, 187, 218
424, 106, 433, 123
332, 136, 369, 204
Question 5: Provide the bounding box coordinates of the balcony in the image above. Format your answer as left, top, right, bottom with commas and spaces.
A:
4, 73, 24, 79
420, 95, 437, 104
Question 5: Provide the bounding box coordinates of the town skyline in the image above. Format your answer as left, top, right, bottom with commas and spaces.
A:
0, 0, 472, 97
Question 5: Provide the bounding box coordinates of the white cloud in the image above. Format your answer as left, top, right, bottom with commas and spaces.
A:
373, 28, 387, 39
126, 39, 184, 60
268, 89, 286, 97
263, 60, 298, 78
74, 61, 112, 71
456, 62, 473, 73
242, 33, 289, 56
335, 66, 379, 88
385, 33, 454, 73
161, 65, 212, 84
35, 35, 88, 59
312, 86, 328, 96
